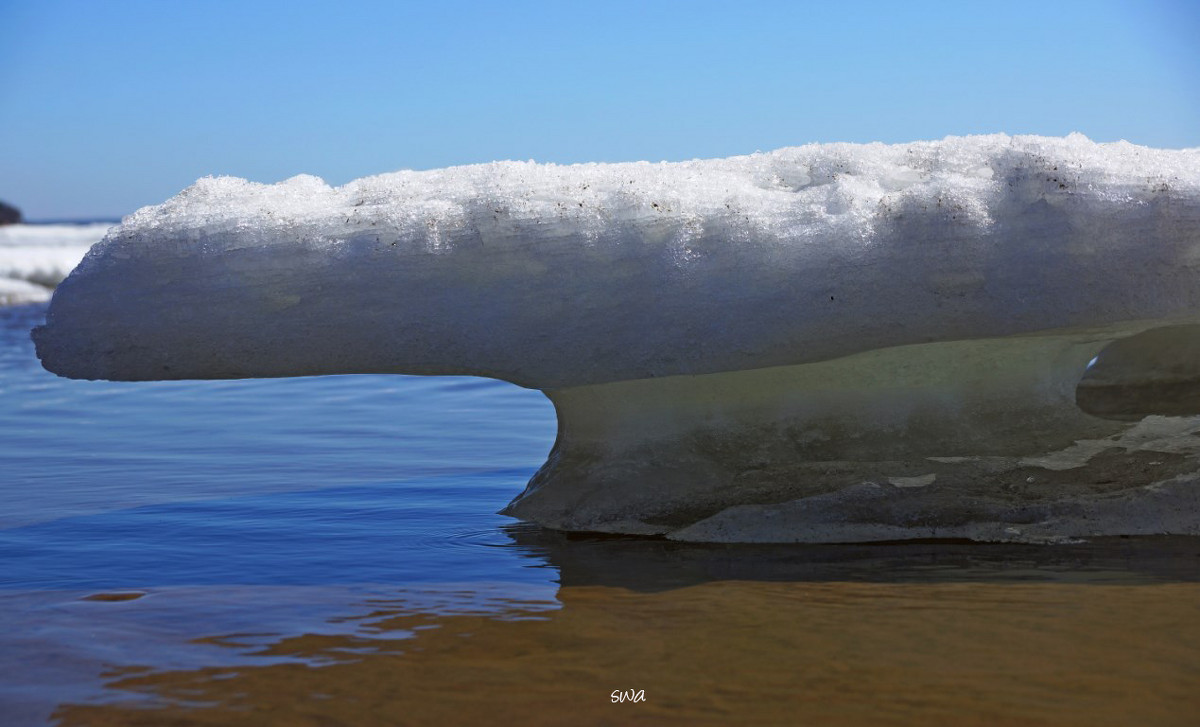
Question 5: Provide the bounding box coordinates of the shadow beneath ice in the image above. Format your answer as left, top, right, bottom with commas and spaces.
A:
502, 523, 1200, 590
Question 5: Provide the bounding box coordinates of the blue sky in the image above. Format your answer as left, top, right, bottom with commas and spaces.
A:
2, 0, 1197, 220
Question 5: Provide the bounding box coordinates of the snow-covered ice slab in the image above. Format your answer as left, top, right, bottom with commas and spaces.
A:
33, 135, 1200, 542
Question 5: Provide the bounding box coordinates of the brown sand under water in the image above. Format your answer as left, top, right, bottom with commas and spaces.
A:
54, 579, 1200, 727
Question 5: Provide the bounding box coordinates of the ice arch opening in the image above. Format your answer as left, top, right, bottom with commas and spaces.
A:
32, 134, 1200, 542
1076, 325, 1200, 421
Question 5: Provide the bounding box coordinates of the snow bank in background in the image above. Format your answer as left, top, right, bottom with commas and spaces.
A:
0, 277, 56, 306
0, 223, 111, 305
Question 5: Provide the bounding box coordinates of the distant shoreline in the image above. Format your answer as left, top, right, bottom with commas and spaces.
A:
21, 218, 122, 226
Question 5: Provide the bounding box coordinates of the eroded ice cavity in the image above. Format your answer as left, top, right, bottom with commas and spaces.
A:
34, 134, 1200, 542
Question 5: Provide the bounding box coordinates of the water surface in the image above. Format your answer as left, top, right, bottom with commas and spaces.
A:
2, 301, 1198, 726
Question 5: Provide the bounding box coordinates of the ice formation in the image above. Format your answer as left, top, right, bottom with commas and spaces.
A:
0, 223, 110, 305
34, 135, 1200, 542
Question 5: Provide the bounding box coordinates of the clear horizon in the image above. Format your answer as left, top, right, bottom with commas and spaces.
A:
2, 0, 1198, 220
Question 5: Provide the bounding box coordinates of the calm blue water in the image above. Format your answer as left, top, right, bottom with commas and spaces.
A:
0, 300, 569, 723
0, 302, 559, 588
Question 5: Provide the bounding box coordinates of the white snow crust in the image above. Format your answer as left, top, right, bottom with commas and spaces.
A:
0, 223, 110, 305
34, 134, 1200, 387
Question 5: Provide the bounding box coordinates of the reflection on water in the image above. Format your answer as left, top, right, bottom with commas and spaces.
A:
17, 536, 1200, 727
52, 581, 1200, 727
508, 527, 1200, 589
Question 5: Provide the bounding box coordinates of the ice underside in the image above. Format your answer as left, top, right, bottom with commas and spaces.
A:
33, 135, 1200, 542
506, 323, 1200, 542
